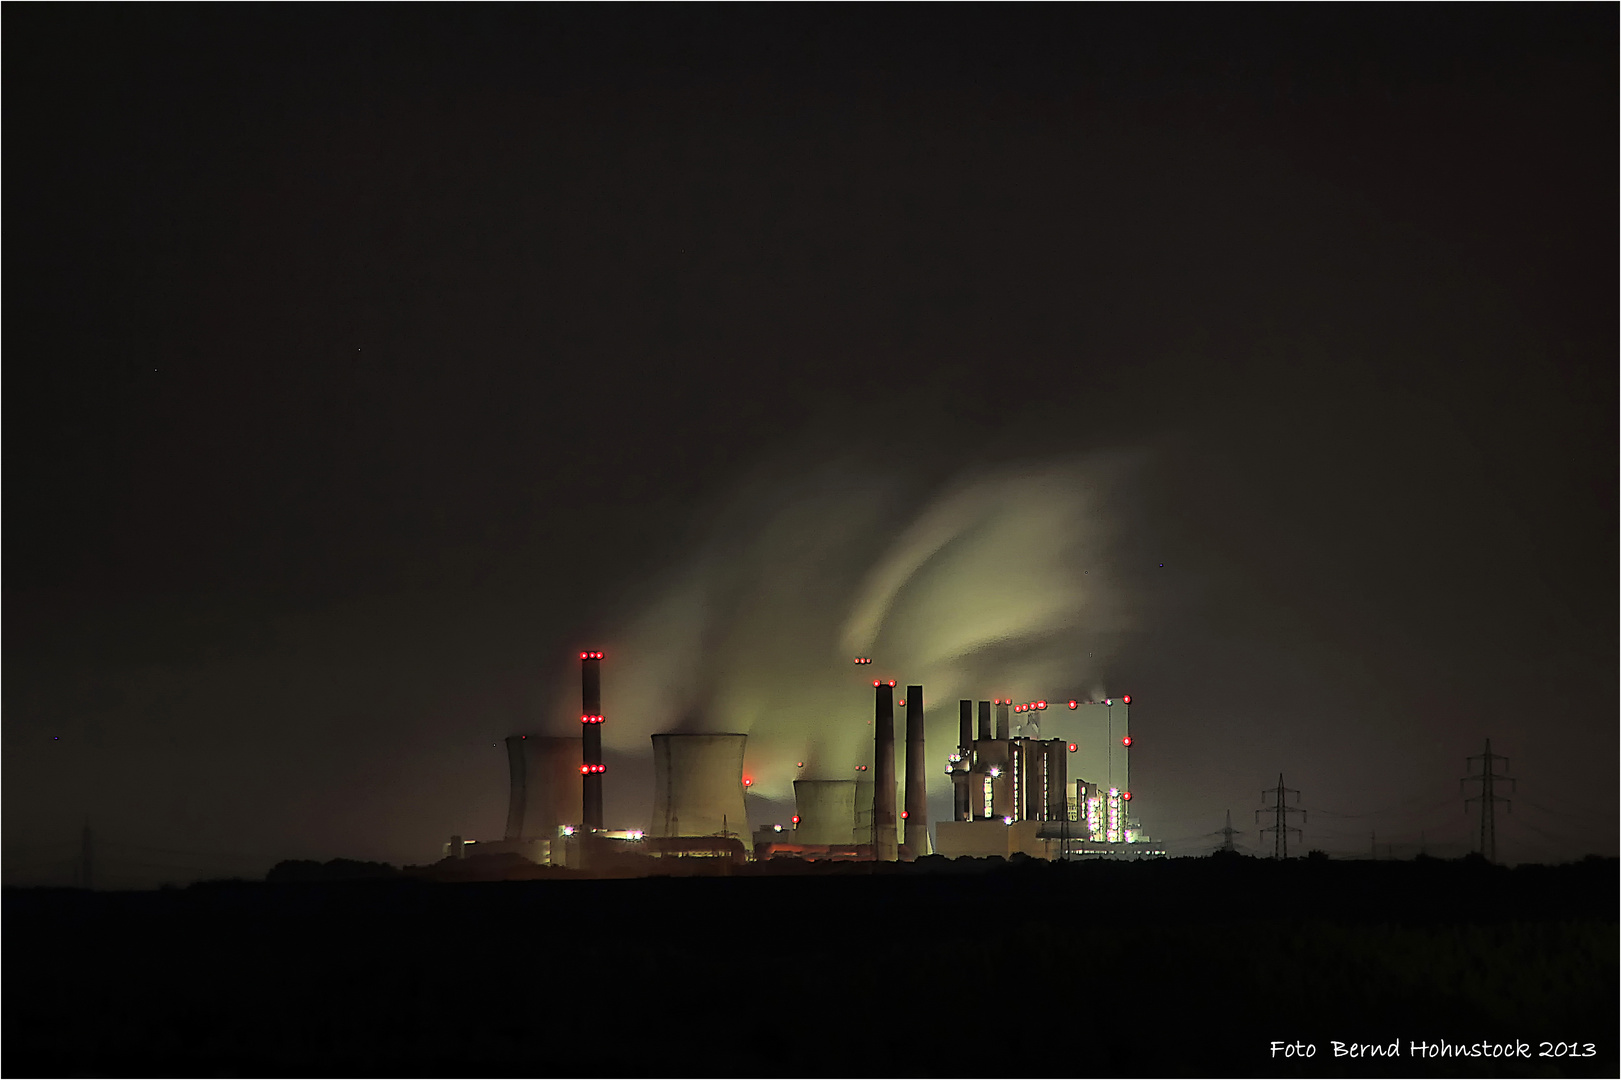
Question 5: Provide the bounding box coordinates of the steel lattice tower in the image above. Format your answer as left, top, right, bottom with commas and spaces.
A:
1256, 774, 1305, 859
1462, 738, 1515, 862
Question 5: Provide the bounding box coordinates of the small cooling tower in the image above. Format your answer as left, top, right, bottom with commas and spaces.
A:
650, 733, 751, 842
854, 778, 875, 844
504, 735, 583, 839
793, 780, 857, 845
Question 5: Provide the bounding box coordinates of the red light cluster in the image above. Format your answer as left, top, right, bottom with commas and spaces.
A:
854, 657, 872, 665
580, 714, 604, 724
580, 764, 606, 774
579, 651, 604, 660
1036, 700, 1046, 710
856, 765, 868, 772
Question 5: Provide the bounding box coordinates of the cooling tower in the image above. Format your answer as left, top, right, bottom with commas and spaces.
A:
504, 735, 584, 839
650, 733, 750, 842
854, 778, 875, 844
793, 779, 856, 845
873, 682, 898, 861
903, 684, 930, 859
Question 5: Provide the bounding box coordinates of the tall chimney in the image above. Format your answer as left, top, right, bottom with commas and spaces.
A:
977, 700, 991, 742
903, 685, 929, 860
958, 700, 973, 751
995, 699, 1010, 740
872, 681, 898, 861
581, 651, 604, 831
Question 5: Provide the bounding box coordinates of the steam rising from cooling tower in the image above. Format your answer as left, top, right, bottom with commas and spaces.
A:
559, 447, 1145, 804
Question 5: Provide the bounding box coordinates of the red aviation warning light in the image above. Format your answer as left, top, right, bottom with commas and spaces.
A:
873, 680, 881, 687
1068, 743, 1078, 752
898, 699, 906, 707
580, 651, 604, 660
743, 777, 754, 789
1036, 700, 1047, 710
888, 680, 896, 688
1122, 736, 1133, 748
1068, 700, 1078, 709
1123, 791, 1133, 801
1123, 694, 1131, 704
901, 811, 909, 819
792, 815, 801, 825
854, 657, 872, 665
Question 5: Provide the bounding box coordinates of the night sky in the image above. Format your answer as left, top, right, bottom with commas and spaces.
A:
6, 7, 1615, 886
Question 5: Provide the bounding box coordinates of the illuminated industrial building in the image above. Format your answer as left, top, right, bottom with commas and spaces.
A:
448, 652, 1160, 869
935, 696, 1162, 859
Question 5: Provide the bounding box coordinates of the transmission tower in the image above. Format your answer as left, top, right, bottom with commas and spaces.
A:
1218, 809, 1240, 853
1255, 774, 1305, 859
1461, 738, 1515, 862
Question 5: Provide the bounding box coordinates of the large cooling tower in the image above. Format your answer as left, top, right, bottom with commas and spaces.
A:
793, 780, 856, 845
504, 735, 584, 839
650, 733, 751, 841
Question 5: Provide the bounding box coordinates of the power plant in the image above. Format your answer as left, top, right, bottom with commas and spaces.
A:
447, 652, 1160, 868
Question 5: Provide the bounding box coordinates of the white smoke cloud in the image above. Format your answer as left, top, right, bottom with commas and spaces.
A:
580, 447, 1146, 804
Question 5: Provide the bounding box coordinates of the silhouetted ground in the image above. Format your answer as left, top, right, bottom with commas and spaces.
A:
5, 855, 1615, 1077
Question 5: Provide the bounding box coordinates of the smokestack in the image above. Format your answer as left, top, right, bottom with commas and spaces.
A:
651, 733, 750, 842
903, 685, 929, 860
958, 700, 973, 751
995, 699, 1010, 740
977, 700, 991, 741
581, 651, 604, 831
872, 681, 898, 861
505, 735, 584, 839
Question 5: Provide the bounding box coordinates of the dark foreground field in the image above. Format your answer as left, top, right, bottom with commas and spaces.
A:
5, 855, 1616, 1078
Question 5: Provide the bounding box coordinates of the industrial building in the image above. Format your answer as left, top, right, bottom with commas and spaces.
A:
935, 695, 1162, 858
446, 652, 1160, 869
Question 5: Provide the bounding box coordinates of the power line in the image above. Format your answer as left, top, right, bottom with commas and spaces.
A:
1305, 792, 1456, 820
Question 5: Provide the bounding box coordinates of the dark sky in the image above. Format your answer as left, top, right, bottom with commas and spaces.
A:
6, 7, 1614, 884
